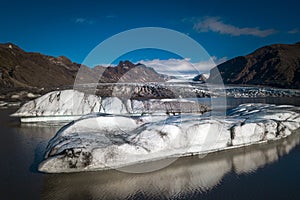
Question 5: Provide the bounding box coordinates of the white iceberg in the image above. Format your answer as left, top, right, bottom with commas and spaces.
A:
39, 103, 300, 173
11, 90, 102, 122
11, 89, 209, 122
41, 132, 300, 199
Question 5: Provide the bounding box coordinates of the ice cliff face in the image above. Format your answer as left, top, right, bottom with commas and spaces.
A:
39, 103, 300, 173
11, 89, 209, 120
11, 90, 102, 117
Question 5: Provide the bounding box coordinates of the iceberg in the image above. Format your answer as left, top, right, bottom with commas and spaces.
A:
39, 103, 300, 173
11, 90, 102, 122
40, 131, 300, 199
11, 89, 209, 122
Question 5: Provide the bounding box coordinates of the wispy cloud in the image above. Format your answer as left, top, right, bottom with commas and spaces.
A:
73, 18, 94, 25
138, 57, 227, 76
193, 17, 276, 37
105, 15, 117, 19
288, 28, 299, 34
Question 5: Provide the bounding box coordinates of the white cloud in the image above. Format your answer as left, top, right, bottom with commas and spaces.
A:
74, 18, 94, 25
137, 57, 227, 76
105, 15, 117, 19
193, 17, 276, 37
93, 63, 111, 67
288, 28, 299, 34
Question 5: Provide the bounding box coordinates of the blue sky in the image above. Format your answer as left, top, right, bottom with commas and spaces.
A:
1, 0, 300, 69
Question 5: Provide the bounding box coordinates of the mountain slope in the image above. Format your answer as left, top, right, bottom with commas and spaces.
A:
0, 43, 81, 88
0, 43, 166, 89
99, 60, 166, 83
208, 42, 300, 88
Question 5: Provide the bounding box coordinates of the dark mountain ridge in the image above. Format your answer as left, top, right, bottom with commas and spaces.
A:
208, 42, 300, 89
0, 43, 166, 89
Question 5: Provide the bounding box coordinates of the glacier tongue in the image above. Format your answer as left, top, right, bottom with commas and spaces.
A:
39, 103, 300, 173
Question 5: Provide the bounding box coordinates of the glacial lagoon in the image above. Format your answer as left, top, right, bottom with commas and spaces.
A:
1, 97, 300, 199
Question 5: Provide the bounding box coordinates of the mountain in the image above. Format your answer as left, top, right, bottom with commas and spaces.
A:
0, 43, 167, 89
97, 60, 167, 83
0, 43, 81, 88
208, 42, 300, 89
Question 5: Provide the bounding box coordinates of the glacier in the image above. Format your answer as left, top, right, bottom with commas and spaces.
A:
11, 89, 209, 122
39, 103, 300, 173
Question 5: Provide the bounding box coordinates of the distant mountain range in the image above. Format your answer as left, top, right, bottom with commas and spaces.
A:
0, 43, 166, 89
208, 42, 300, 89
2, 42, 300, 91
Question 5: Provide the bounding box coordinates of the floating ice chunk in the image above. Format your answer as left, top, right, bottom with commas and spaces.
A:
11, 90, 102, 117
39, 103, 300, 173
100, 97, 128, 114
11, 90, 209, 122
40, 132, 300, 199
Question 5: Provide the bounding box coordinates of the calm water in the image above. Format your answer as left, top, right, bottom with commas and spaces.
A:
1, 97, 300, 200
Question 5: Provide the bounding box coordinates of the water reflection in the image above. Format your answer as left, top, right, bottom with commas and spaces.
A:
0, 109, 62, 199
41, 130, 300, 200
12, 123, 61, 172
